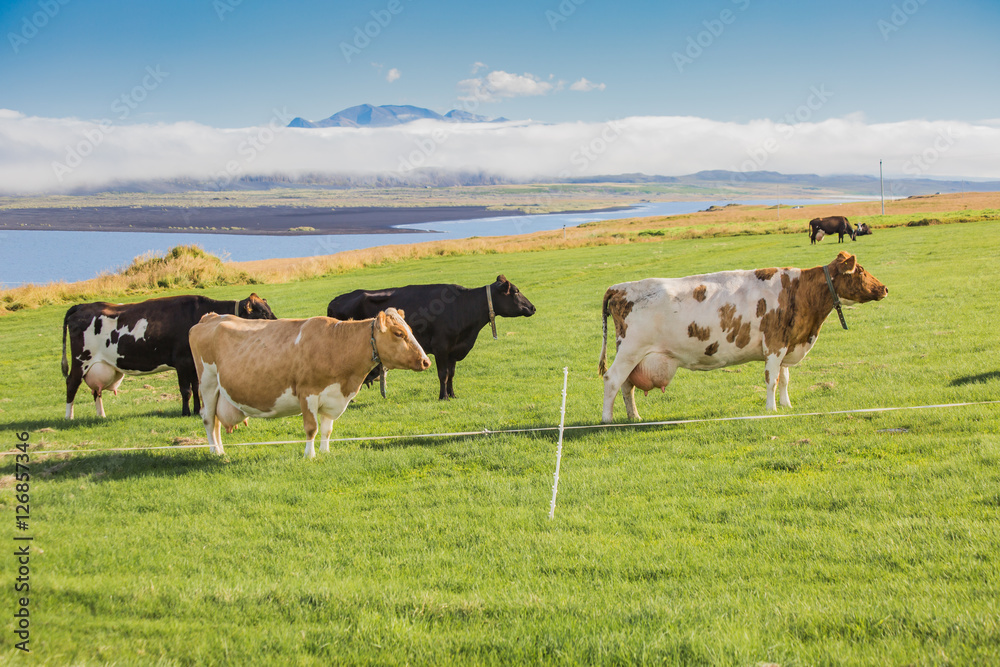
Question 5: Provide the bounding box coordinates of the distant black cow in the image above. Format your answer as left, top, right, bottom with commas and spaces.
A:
855, 222, 872, 237
327, 275, 536, 399
809, 216, 857, 244
62, 293, 276, 419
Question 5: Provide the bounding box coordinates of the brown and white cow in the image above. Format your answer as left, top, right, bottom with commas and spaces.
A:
189, 309, 430, 458
62, 294, 276, 419
598, 252, 887, 422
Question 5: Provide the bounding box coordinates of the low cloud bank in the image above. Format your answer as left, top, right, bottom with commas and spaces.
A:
1, 108, 998, 194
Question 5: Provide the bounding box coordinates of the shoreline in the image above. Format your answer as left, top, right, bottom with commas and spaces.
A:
0, 204, 633, 236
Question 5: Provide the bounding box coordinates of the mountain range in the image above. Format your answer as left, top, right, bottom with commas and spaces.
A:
287, 104, 507, 128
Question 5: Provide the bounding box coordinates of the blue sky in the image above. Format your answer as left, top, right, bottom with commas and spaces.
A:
2, 0, 998, 127
2, 0, 999, 192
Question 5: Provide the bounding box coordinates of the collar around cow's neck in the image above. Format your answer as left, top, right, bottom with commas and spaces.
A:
822, 265, 849, 330
486, 285, 498, 340
369, 318, 387, 398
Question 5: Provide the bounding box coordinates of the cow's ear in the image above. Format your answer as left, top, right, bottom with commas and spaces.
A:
396, 308, 405, 319
377, 311, 388, 333
837, 254, 858, 274
496, 274, 507, 284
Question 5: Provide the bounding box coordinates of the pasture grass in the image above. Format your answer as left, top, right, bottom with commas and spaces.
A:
2, 221, 1000, 664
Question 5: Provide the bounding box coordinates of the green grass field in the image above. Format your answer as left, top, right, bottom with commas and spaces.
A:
2, 221, 999, 665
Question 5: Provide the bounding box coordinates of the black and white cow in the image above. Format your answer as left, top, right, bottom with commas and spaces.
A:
62, 293, 275, 419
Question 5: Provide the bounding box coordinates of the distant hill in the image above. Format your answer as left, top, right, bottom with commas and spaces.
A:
288, 104, 507, 128
679, 170, 1000, 197
51, 169, 1000, 197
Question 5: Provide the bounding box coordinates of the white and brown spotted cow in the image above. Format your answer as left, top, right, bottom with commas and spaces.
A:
598, 251, 888, 422
189, 309, 430, 458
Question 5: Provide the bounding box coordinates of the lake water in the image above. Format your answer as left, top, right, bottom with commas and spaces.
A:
0, 199, 848, 287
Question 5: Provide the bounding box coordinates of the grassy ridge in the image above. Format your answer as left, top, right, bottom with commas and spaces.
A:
1, 221, 999, 664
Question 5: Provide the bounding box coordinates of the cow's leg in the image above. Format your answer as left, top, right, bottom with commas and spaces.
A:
434, 353, 451, 400
764, 354, 784, 411
213, 416, 224, 456
778, 366, 792, 408
175, 360, 197, 417
65, 364, 84, 420
192, 384, 201, 418
318, 416, 334, 454
446, 359, 458, 399
199, 372, 223, 455
301, 399, 319, 459
601, 344, 647, 423
621, 379, 640, 421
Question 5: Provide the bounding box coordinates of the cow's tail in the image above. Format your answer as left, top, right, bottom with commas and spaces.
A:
61, 307, 73, 377
598, 290, 611, 376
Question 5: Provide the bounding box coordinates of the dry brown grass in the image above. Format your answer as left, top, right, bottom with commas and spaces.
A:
0, 245, 258, 315
2, 193, 997, 315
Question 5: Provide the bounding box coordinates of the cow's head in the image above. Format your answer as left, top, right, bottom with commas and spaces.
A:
489, 275, 536, 318
238, 293, 277, 320
828, 252, 888, 305
374, 308, 431, 372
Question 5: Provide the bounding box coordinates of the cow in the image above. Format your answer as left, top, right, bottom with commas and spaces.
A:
855, 222, 872, 237
61, 293, 276, 420
598, 251, 887, 423
326, 275, 536, 400
809, 216, 857, 244
189, 309, 431, 458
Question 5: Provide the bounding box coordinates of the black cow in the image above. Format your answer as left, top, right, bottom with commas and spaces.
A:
62, 293, 276, 419
809, 216, 857, 244
855, 222, 872, 237
327, 275, 536, 399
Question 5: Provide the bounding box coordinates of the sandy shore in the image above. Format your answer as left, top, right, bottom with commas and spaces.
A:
0, 205, 528, 235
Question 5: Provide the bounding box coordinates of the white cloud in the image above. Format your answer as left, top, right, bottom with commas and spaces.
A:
570, 77, 606, 92
458, 70, 556, 102
386, 68, 400, 83
1, 110, 999, 194
470, 61, 487, 74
